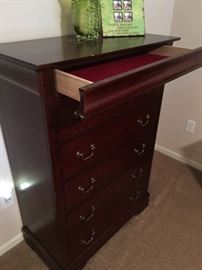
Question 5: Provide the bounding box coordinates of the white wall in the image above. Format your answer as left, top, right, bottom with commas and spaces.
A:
144, 0, 175, 35
147, 0, 202, 168
0, 0, 74, 43
0, 128, 23, 255
0, 0, 201, 255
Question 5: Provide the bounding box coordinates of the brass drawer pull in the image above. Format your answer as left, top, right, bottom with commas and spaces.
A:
79, 206, 96, 222
74, 111, 85, 120
137, 114, 151, 127
78, 177, 96, 194
80, 230, 95, 245
129, 190, 141, 201
131, 168, 143, 180
133, 143, 147, 156
76, 144, 96, 161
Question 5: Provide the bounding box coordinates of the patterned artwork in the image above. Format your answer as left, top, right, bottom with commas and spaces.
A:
100, 0, 145, 36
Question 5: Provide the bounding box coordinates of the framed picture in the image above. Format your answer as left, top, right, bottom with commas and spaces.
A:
100, 0, 145, 37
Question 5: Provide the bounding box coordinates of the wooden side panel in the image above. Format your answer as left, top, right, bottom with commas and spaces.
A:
55, 69, 91, 102
0, 60, 65, 267
0, 57, 39, 92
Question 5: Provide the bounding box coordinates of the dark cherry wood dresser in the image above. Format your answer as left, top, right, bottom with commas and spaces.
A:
0, 34, 201, 270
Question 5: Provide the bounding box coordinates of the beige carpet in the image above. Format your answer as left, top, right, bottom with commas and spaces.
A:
0, 152, 202, 270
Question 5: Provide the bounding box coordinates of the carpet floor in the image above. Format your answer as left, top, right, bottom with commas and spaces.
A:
0, 151, 202, 270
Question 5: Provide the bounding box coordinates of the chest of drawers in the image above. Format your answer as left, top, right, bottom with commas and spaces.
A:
0, 34, 201, 270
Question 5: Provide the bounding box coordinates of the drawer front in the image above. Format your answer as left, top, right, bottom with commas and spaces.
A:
55, 45, 201, 119
67, 159, 152, 260
77, 47, 202, 118
55, 53, 167, 103
65, 140, 154, 212
62, 97, 161, 179
58, 86, 163, 142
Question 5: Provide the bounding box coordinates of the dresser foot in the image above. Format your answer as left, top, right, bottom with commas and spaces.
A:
22, 226, 63, 270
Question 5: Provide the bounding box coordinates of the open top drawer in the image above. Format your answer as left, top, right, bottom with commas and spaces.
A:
55, 45, 202, 118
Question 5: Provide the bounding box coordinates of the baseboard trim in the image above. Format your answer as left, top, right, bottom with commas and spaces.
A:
155, 144, 202, 171
0, 233, 23, 256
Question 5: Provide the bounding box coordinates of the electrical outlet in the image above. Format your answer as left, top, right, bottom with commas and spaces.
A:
185, 119, 196, 134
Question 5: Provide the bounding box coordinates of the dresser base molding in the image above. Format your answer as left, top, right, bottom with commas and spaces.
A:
23, 193, 149, 270
22, 226, 63, 270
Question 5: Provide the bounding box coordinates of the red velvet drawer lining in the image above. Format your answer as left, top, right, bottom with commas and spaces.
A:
69, 54, 168, 82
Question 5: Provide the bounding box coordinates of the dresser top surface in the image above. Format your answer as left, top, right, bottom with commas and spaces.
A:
0, 34, 179, 70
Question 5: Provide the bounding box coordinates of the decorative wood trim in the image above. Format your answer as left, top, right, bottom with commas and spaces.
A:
0, 58, 39, 93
